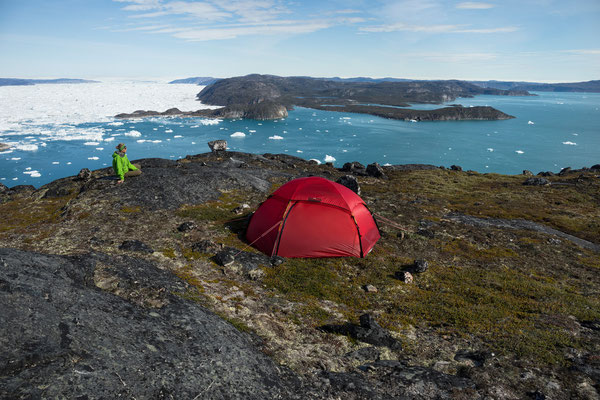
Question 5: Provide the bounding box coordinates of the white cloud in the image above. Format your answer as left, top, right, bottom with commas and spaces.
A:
360, 23, 517, 34
171, 20, 332, 41
563, 49, 600, 55
360, 23, 461, 33
454, 26, 518, 33
456, 2, 495, 9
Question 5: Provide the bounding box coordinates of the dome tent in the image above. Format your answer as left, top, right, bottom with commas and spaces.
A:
246, 177, 380, 258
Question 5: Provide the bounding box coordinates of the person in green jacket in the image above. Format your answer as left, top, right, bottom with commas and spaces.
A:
112, 143, 141, 184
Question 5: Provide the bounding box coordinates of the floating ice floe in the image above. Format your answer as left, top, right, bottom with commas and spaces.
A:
562, 141, 577, 145
11, 157, 21, 160
52, 161, 59, 164
296, 150, 303, 153
150, 140, 162, 143
269, 135, 284, 140
23, 170, 41, 178
191, 142, 196, 145
165, 129, 173, 133
104, 137, 115, 142
84, 142, 100, 146
283, 130, 288, 133
153, 128, 158, 131
324, 155, 336, 163
174, 135, 183, 138
573, 133, 578, 136
528, 121, 535, 125
230, 132, 246, 138
249, 130, 256, 133
190, 125, 199, 128
384, 163, 392, 167
409, 119, 417, 122
108, 122, 124, 126
12, 178, 18, 181
515, 150, 524, 154
342, 150, 348, 153
125, 130, 142, 137
137, 139, 146, 143
15, 144, 38, 151
88, 157, 99, 160
129, 126, 135, 129
67, 162, 72, 165
487, 148, 494, 152
96, 147, 104, 150
198, 119, 220, 126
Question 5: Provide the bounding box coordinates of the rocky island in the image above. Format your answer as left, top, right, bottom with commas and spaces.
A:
116, 74, 527, 121
1, 146, 599, 399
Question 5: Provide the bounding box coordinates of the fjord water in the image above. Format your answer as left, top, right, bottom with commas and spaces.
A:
1, 83, 598, 187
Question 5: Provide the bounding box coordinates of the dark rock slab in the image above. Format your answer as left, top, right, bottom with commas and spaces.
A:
76, 157, 289, 210
0, 248, 311, 399
119, 240, 154, 253
524, 177, 551, 186
445, 212, 600, 252
208, 140, 227, 152
336, 175, 361, 195
347, 360, 475, 398
413, 259, 428, 273
341, 162, 367, 176
177, 221, 198, 232
215, 247, 272, 274
320, 314, 402, 350
366, 163, 385, 178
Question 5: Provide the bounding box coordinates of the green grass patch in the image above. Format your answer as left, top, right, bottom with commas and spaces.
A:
176, 190, 247, 223
442, 239, 519, 260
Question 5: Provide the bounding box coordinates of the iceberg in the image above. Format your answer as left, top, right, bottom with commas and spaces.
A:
125, 130, 142, 137
269, 135, 284, 140
528, 121, 535, 125
16, 144, 38, 151
562, 141, 577, 145
515, 150, 524, 154
230, 132, 246, 138
324, 155, 336, 163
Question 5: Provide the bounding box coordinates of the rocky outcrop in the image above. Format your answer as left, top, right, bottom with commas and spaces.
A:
193, 74, 519, 121
0, 143, 10, 151
0, 248, 310, 399
1, 151, 599, 399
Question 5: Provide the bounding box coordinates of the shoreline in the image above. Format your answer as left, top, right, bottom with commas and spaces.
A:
2, 149, 598, 190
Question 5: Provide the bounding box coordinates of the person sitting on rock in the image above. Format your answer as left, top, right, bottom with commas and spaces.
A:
112, 143, 141, 184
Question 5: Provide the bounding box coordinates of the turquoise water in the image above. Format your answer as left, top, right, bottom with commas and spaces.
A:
1, 92, 599, 187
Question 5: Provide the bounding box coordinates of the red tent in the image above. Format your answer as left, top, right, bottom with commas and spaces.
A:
246, 176, 380, 258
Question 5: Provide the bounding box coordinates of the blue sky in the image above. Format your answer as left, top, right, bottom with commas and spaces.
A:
1, 0, 599, 82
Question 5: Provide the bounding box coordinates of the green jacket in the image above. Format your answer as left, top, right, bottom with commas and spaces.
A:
112, 151, 137, 180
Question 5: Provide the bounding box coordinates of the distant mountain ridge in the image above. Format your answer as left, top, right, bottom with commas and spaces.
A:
469, 80, 600, 93
169, 75, 600, 93
169, 77, 220, 85
0, 78, 99, 86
